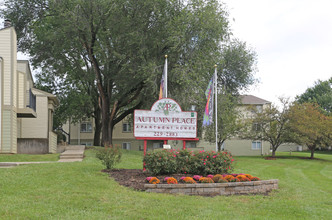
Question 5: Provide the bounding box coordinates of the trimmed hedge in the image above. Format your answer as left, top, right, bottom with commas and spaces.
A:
143, 149, 234, 175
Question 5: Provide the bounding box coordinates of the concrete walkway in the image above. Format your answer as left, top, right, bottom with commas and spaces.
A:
58, 145, 85, 162
0, 145, 85, 168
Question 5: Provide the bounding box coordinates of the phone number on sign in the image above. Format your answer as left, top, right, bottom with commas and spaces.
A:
154, 131, 178, 137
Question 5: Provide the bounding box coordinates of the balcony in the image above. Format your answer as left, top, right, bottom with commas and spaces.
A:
17, 89, 37, 118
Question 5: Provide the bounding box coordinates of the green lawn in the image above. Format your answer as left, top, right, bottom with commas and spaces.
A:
0, 150, 331, 219
0, 153, 59, 162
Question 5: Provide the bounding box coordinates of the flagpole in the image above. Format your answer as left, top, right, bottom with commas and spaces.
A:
214, 64, 218, 152
165, 55, 168, 98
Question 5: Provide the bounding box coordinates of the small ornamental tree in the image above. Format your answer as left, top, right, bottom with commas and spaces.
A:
289, 103, 331, 159
240, 98, 293, 157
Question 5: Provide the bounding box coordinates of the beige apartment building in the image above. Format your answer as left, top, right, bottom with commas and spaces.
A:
0, 22, 58, 154
65, 95, 295, 156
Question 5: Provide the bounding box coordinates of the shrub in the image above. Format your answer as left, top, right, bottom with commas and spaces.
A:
251, 177, 260, 181
166, 177, 178, 184
218, 178, 228, 183
185, 150, 234, 175
182, 177, 196, 184
193, 175, 203, 181
149, 177, 160, 184
199, 177, 214, 183
229, 177, 240, 182
146, 177, 153, 182
176, 149, 192, 174
245, 174, 253, 179
224, 175, 235, 182
143, 149, 234, 175
95, 147, 122, 170
143, 149, 178, 175
237, 175, 251, 182
212, 174, 223, 183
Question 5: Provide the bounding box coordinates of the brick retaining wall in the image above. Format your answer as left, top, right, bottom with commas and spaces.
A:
145, 179, 279, 196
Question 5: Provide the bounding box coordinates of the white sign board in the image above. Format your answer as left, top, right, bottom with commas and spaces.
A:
134, 98, 197, 139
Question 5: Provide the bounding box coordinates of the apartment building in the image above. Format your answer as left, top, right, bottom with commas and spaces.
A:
0, 22, 58, 154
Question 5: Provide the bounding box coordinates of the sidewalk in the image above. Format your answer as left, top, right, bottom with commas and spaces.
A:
0, 145, 85, 168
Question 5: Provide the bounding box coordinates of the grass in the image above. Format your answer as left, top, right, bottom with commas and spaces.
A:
0, 149, 331, 219
0, 153, 59, 162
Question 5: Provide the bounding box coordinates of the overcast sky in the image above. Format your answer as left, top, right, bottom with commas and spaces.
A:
222, 0, 332, 104
1, 0, 331, 105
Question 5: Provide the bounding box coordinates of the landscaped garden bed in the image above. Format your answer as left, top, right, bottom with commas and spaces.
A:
145, 179, 279, 196
105, 149, 279, 196
144, 173, 278, 196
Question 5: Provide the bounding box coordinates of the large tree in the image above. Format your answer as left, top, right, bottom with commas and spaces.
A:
2, 0, 255, 147
34, 68, 102, 146
240, 98, 293, 157
296, 77, 332, 115
289, 103, 331, 159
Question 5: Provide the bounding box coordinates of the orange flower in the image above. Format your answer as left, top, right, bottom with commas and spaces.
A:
166, 177, 178, 184
149, 177, 160, 184
224, 175, 235, 182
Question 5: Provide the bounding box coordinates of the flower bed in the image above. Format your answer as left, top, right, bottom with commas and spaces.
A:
144, 174, 278, 196
145, 179, 279, 196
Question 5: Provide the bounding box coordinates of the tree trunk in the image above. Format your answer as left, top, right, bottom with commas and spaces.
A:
310, 148, 315, 159
101, 97, 111, 147
271, 149, 276, 157
218, 140, 225, 152
93, 107, 101, 146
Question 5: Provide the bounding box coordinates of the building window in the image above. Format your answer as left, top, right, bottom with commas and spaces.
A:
185, 142, 197, 148
122, 122, 131, 132
80, 122, 92, 133
153, 142, 163, 149
81, 142, 92, 147
252, 141, 261, 150
256, 105, 263, 113
122, 142, 131, 150
252, 123, 262, 132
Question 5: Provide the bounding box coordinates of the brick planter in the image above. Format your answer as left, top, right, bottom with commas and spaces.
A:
145, 179, 279, 196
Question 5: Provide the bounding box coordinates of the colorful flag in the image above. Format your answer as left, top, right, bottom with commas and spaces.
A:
159, 57, 167, 99
203, 75, 214, 126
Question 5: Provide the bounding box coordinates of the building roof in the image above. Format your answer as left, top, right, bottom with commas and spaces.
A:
240, 95, 271, 105
32, 88, 59, 106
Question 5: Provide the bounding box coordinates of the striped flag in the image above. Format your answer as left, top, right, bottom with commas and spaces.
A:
203, 75, 214, 126
159, 56, 167, 99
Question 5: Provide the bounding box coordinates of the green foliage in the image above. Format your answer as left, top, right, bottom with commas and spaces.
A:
289, 103, 331, 159
143, 149, 234, 175
296, 77, 332, 115
143, 150, 178, 175
1, 0, 258, 144
240, 98, 293, 157
95, 147, 122, 170
204, 93, 242, 151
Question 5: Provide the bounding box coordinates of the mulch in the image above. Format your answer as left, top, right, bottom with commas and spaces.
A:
103, 169, 190, 191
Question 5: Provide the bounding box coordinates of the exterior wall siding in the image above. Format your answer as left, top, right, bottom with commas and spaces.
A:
1, 110, 11, 152
11, 110, 17, 153
21, 96, 48, 138
18, 71, 25, 108
49, 131, 57, 153
1, 109, 17, 153
1, 28, 12, 105
0, 59, 2, 150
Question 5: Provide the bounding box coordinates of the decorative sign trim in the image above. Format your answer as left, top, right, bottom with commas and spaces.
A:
134, 98, 197, 139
